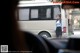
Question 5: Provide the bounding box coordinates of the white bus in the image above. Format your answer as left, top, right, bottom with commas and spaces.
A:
17, 1, 67, 38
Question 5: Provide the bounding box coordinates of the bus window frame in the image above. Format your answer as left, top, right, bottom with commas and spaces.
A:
17, 5, 61, 21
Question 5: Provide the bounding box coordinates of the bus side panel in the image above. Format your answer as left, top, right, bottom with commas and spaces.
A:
18, 20, 56, 37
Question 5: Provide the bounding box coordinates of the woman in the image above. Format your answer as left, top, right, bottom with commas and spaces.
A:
56, 14, 62, 38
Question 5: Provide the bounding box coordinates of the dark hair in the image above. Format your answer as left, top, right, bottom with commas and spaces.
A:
58, 14, 61, 19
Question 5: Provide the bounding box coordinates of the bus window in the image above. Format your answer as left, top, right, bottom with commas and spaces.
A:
46, 8, 51, 18
53, 6, 61, 19
31, 9, 38, 19
39, 7, 46, 19
19, 8, 30, 20
38, 6, 52, 20
30, 6, 52, 20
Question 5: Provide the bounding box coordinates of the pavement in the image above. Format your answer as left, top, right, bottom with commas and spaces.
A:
69, 30, 80, 38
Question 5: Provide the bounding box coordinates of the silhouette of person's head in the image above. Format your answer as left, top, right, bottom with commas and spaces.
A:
1, 0, 28, 51
56, 14, 61, 20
